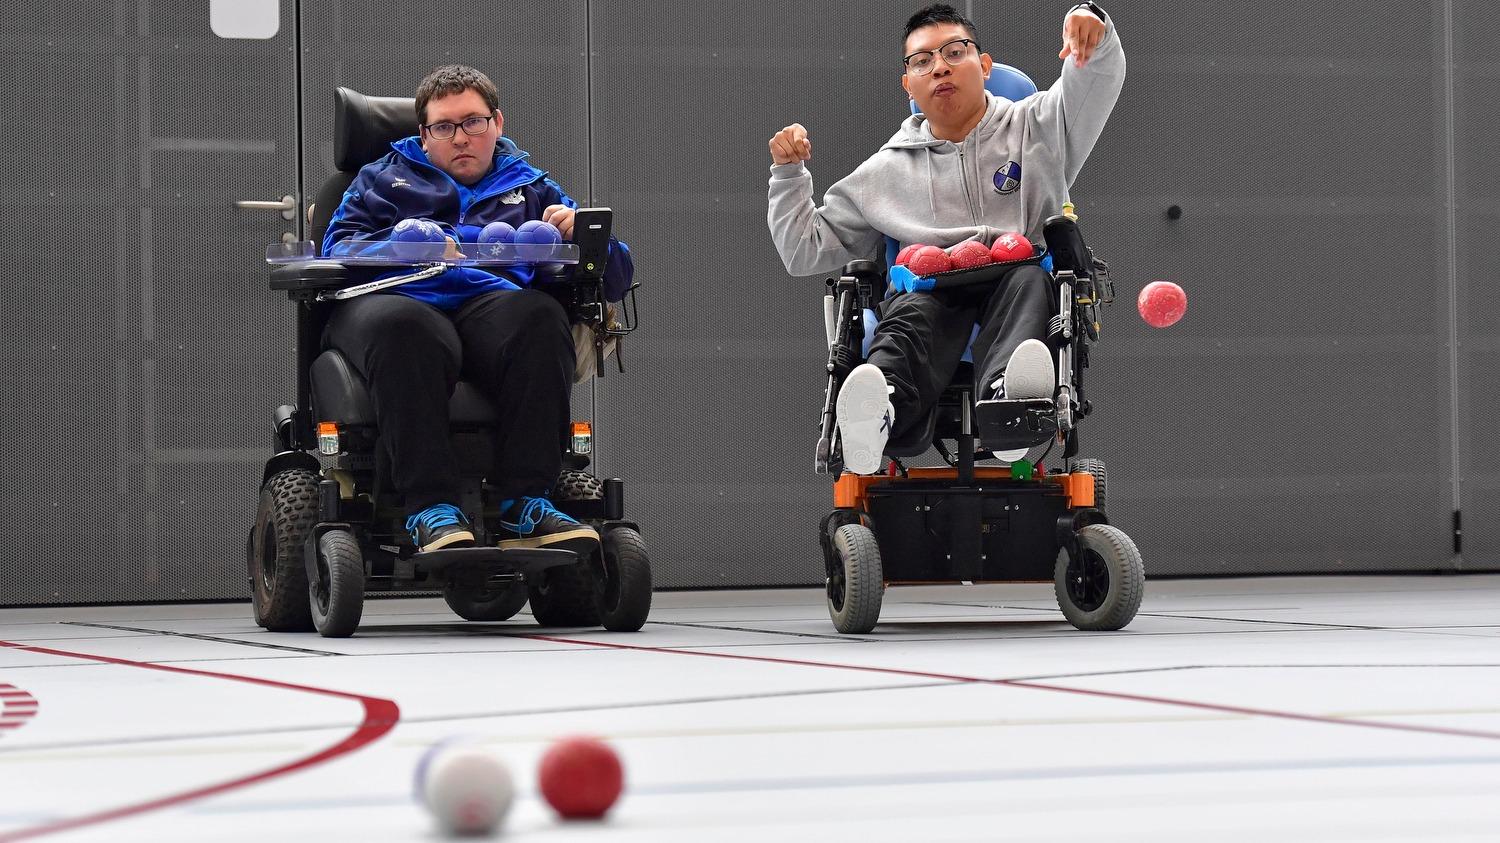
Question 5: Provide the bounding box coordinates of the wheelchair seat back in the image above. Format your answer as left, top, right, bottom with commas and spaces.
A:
307, 87, 501, 428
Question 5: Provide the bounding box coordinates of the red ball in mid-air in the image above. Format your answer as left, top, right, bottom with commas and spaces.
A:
990, 231, 1033, 263
948, 240, 994, 270
894, 244, 920, 267
538, 736, 624, 820
1137, 281, 1187, 328
906, 245, 951, 276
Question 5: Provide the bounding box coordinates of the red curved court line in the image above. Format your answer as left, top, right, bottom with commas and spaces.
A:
524, 634, 1500, 743
0, 640, 399, 842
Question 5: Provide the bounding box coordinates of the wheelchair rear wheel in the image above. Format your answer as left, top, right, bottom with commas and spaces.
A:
249, 468, 318, 632
1054, 524, 1144, 631
443, 577, 529, 622
311, 529, 365, 638
827, 523, 884, 634
596, 526, 652, 632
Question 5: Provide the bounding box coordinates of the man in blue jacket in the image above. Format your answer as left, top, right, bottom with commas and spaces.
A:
322, 64, 633, 554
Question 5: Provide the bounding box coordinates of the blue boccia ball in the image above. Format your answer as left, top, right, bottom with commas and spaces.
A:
479, 221, 516, 244
392, 218, 445, 242
515, 220, 562, 245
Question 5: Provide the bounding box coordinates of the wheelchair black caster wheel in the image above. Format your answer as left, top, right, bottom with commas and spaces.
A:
249, 468, 318, 632
310, 528, 364, 638
826, 523, 884, 634
444, 577, 529, 622
1054, 524, 1144, 631
1070, 457, 1108, 517
595, 526, 652, 632
529, 560, 601, 627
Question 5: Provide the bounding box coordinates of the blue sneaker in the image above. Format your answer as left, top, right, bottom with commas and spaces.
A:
498, 497, 599, 554
405, 503, 475, 553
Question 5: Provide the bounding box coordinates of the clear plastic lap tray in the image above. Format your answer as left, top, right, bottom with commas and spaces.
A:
266, 239, 579, 266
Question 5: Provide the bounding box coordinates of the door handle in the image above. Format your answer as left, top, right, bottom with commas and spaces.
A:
234, 194, 297, 221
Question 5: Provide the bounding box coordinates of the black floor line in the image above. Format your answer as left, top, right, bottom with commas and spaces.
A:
0, 680, 949, 756
176, 753, 1500, 815
1005, 662, 1500, 683
649, 620, 862, 641
914, 601, 1499, 633
60, 623, 342, 656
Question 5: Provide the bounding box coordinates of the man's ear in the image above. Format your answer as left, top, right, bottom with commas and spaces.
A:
901, 73, 911, 98
980, 52, 993, 78
494, 110, 504, 137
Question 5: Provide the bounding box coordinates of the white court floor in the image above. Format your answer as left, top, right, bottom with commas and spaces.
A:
2, 575, 1499, 842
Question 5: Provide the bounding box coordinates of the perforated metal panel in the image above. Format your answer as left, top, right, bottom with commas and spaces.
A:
1453, 0, 1500, 571
0, 1, 300, 605
4, 0, 1489, 606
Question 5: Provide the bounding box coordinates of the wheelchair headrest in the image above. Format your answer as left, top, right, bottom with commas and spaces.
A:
334, 87, 417, 172
909, 63, 1038, 115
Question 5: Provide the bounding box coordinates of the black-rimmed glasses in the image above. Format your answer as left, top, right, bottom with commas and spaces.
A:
903, 38, 980, 76
422, 114, 494, 140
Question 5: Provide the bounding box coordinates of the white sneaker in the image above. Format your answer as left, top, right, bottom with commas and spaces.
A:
989, 339, 1056, 463
990, 338, 1055, 401
836, 363, 894, 475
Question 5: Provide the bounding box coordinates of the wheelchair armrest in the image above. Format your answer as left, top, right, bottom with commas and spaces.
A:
269, 260, 349, 292
842, 259, 883, 285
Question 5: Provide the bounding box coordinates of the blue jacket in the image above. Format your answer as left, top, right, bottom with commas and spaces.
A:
322, 136, 634, 310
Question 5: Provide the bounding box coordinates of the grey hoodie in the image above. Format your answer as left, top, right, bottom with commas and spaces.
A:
767, 18, 1125, 277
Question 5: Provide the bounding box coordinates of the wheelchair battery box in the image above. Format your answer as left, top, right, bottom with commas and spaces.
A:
864, 479, 1066, 582
975, 397, 1058, 451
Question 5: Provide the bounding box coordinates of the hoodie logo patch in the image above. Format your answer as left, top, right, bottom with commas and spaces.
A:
499, 189, 524, 205
390, 177, 411, 189
993, 161, 1022, 195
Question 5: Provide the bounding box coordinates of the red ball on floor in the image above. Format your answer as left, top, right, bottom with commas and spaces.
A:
538, 736, 624, 820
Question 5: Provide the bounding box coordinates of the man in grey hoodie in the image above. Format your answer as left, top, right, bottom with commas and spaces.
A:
767, 3, 1124, 474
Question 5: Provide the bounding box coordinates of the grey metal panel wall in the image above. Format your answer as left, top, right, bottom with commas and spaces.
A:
1454, 0, 1500, 570
1068, 2, 1455, 573
297, 3, 591, 213
0, 2, 300, 605
587, 1, 927, 587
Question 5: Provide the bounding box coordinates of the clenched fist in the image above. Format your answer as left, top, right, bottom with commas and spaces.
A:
768, 123, 812, 165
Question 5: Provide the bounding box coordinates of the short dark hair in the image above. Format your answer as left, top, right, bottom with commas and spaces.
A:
415, 64, 500, 125
904, 4, 979, 47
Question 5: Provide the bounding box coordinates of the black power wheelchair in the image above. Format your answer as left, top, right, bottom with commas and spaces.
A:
248, 88, 650, 638
816, 209, 1145, 634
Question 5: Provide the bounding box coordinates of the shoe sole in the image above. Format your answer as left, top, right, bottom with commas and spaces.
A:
498, 527, 601, 555
836, 363, 892, 476
419, 529, 476, 553
1003, 339, 1055, 400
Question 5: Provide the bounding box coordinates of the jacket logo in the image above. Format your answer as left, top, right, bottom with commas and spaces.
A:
499, 189, 524, 205
993, 161, 1021, 195
390, 177, 411, 189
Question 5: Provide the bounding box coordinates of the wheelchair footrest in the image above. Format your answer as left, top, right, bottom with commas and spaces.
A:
412, 546, 579, 579
975, 397, 1058, 451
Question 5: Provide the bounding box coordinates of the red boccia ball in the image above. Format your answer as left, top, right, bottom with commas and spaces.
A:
894, 244, 920, 267
990, 231, 1033, 263
1137, 281, 1187, 328
948, 240, 994, 270
907, 245, 952, 276
538, 736, 624, 820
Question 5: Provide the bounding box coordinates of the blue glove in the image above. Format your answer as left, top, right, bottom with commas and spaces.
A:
889, 264, 936, 295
